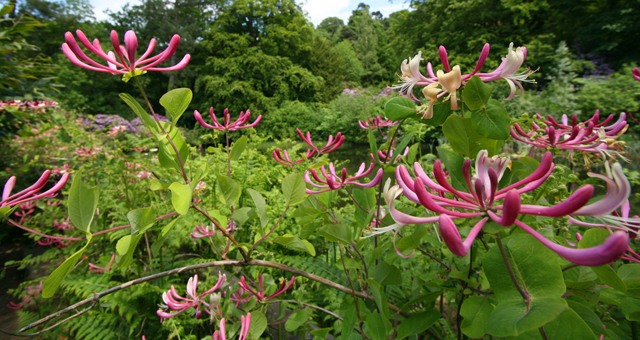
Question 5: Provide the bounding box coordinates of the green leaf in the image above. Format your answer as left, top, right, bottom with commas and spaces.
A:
442, 115, 502, 158
392, 131, 415, 161
460, 296, 494, 338
117, 234, 144, 268
57, 128, 72, 142
42, 236, 92, 298
622, 297, 640, 321
285, 310, 309, 332
512, 307, 597, 340
310, 328, 331, 340
462, 76, 494, 111
567, 300, 605, 336
566, 281, 600, 304
159, 88, 192, 126
248, 311, 267, 339
318, 224, 352, 244
578, 228, 627, 292
229, 135, 248, 161
384, 96, 417, 121
246, 189, 268, 228
396, 310, 441, 340
368, 129, 379, 163
217, 175, 240, 208
399, 291, 442, 311
282, 173, 306, 206
151, 217, 181, 256
127, 207, 156, 235
470, 99, 510, 140
619, 264, 640, 297
271, 234, 316, 256
423, 100, 453, 127
367, 278, 390, 319
209, 209, 227, 227
232, 207, 254, 226
119, 93, 159, 135
68, 172, 99, 233
365, 312, 388, 340
342, 303, 358, 340
116, 235, 131, 255
484, 234, 568, 337
373, 261, 403, 286
396, 224, 427, 253
168, 182, 192, 215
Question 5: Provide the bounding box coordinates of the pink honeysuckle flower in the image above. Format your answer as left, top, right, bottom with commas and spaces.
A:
191, 223, 215, 238
238, 274, 295, 303
633, 68, 640, 81
194, 107, 261, 132
230, 287, 253, 307
62, 30, 190, 77
157, 274, 226, 319
272, 148, 307, 166
296, 129, 345, 154
358, 115, 399, 129
54, 217, 73, 231
7, 281, 43, 310
134, 146, 148, 152
475, 43, 536, 100
212, 314, 252, 340
303, 163, 383, 194
1, 171, 70, 208
371, 140, 409, 164
52, 164, 71, 176
37, 237, 71, 248
88, 254, 116, 273
382, 149, 628, 266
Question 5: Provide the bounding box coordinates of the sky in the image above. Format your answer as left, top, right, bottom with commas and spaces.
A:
88, 0, 410, 26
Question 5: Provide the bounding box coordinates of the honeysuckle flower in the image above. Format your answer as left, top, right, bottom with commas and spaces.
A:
304, 163, 383, 194
37, 237, 71, 248
396, 51, 430, 98
384, 150, 628, 266
194, 108, 262, 132
157, 274, 226, 319
88, 254, 116, 273
420, 83, 442, 119
53, 218, 73, 231
358, 115, 399, 129
476, 43, 536, 100
52, 164, 71, 176
7, 281, 42, 310
1, 171, 70, 209
62, 30, 190, 79
134, 146, 148, 152
437, 65, 462, 110
238, 274, 295, 302
212, 314, 251, 340
296, 129, 345, 154
371, 141, 409, 164
633, 68, 640, 81
230, 287, 252, 307
191, 223, 215, 238
273, 148, 306, 166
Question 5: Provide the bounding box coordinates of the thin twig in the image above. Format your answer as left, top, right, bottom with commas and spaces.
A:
339, 244, 366, 340
250, 206, 289, 253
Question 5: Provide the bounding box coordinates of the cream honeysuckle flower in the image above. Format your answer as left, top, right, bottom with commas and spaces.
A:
478, 43, 536, 100
436, 65, 462, 110
420, 83, 442, 119
396, 51, 428, 98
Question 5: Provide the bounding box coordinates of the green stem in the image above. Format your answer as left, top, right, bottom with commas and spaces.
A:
496, 234, 531, 310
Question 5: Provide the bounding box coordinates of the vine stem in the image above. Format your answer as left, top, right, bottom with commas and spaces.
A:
250, 206, 289, 253
339, 244, 366, 340
133, 76, 189, 184
226, 132, 231, 177
16, 258, 408, 334
496, 233, 531, 310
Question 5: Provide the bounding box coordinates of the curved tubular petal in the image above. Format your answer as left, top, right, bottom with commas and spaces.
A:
495, 166, 552, 199
351, 169, 383, 188
414, 162, 448, 192
199, 275, 226, 297
414, 178, 481, 217
470, 43, 490, 76
147, 54, 191, 72
1, 171, 49, 204
396, 166, 420, 203
61, 44, 117, 73
394, 231, 415, 258
573, 164, 630, 216
438, 45, 450, 72
124, 30, 138, 69
514, 220, 628, 266
143, 34, 181, 68
520, 185, 593, 217
2, 176, 16, 201
194, 110, 220, 129
433, 160, 474, 200
491, 190, 521, 226
497, 151, 554, 195
439, 215, 488, 257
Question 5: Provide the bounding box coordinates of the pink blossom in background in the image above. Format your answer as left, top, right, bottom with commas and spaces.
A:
52, 164, 71, 176
304, 163, 383, 194
62, 30, 190, 75
358, 115, 399, 129
212, 314, 251, 340
272, 148, 307, 166
238, 274, 295, 302
296, 129, 345, 154
88, 254, 116, 273
194, 107, 261, 132
157, 274, 226, 319
7, 281, 42, 310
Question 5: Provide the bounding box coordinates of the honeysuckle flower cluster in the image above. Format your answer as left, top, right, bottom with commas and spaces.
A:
213, 314, 252, 340
7, 281, 42, 310
297, 129, 344, 155
52, 164, 71, 176
194, 108, 261, 132
395, 43, 536, 117
1, 171, 70, 209
304, 163, 383, 194
238, 274, 295, 303
0, 100, 57, 113
53, 217, 73, 231
88, 254, 116, 273
157, 274, 226, 319
191, 221, 236, 239
62, 30, 190, 78
512, 111, 628, 161
37, 237, 72, 248
371, 140, 409, 164
272, 148, 306, 166
358, 115, 399, 129
374, 150, 630, 266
